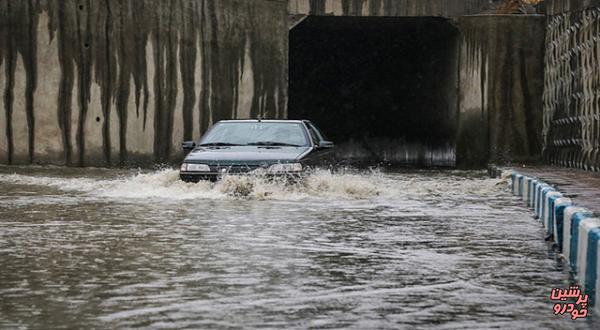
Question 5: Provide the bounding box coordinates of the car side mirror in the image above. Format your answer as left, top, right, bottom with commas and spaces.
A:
182, 141, 196, 150
318, 141, 334, 149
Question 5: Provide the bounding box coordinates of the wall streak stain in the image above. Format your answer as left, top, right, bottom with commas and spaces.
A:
0, 0, 287, 166
457, 15, 545, 168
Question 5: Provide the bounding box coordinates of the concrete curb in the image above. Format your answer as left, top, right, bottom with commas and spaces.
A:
500, 169, 599, 310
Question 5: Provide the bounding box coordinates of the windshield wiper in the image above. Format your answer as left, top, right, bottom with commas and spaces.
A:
247, 141, 302, 147
198, 142, 242, 146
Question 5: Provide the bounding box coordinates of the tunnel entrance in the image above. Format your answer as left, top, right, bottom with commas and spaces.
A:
289, 16, 459, 167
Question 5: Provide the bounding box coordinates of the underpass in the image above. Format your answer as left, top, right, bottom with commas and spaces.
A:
289, 16, 459, 166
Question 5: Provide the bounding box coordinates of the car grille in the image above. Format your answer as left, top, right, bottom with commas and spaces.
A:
209, 164, 262, 174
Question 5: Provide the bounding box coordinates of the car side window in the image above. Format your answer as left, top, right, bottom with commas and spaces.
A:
305, 124, 321, 145
307, 122, 327, 142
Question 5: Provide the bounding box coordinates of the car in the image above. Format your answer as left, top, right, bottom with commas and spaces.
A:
179, 120, 335, 182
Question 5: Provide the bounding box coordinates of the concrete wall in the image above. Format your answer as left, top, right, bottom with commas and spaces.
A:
0, 0, 288, 166
0, 0, 556, 169
288, 0, 505, 17
456, 15, 546, 168
543, 0, 600, 15
543, 5, 600, 171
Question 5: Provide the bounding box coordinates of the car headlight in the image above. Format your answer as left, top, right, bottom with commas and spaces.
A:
267, 163, 303, 173
180, 163, 210, 172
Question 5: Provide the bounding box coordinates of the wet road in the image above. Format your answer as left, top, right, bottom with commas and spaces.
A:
0, 166, 595, 329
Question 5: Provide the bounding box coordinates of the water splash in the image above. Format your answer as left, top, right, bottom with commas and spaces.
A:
0, 167, 506, 203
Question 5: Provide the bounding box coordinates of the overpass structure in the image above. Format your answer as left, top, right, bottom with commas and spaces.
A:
0, 0, 597, 170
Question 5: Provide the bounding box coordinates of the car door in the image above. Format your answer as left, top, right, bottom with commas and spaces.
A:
302, 121, 335, 167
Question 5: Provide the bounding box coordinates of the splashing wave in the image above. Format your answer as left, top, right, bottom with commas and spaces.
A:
0, 168, 505, 201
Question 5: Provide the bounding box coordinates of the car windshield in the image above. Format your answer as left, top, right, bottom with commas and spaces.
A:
200, 122, 309, 147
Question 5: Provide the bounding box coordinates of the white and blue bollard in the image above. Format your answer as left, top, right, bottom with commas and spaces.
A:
569, 210, 597, 270
538, 186, 557, 226
527, 178, 537, 208
585, 223, 600, 309
535, 184, 552, 218
544, 191, 563, 235
532, 180, 542, 211
576, 218, 600, 304
552, 197, 572, 248
564, 207, 594, 267
596, 243, 600, 311
522, 176, 532, 205
511, 172, 524, 196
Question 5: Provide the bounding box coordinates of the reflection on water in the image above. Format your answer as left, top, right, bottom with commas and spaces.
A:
0, 166, 595, 329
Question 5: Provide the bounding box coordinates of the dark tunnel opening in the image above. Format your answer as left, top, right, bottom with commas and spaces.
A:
288, 16, 460, 167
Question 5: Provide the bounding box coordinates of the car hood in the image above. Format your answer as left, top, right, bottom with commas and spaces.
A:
183, 146, 311, 165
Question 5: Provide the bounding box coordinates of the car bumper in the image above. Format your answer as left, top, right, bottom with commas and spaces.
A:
179, 171, 304, 183
180, 173, 219, 182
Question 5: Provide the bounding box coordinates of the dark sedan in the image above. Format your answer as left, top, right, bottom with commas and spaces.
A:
179, 120, 334, 182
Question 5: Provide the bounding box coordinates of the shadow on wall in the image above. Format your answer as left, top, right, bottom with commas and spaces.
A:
288, 16, 459, 167
0, 0, 287, 166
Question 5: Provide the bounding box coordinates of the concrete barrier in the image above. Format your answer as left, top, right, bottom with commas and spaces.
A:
532, 180, 545, 213
576, 218, 600, 305
526, 178, 537, 208
533, 182, 545, 217
532, 179, 538, 211
597, 245, 600, 310
570, 211, 597, 271
538, 185, 555, 220
499, 168, 598, 308
522, 176, 532, 205
586, 223, 600, 307
543, 191, 563, 234
515, 173, 524, 197
564, 207, 595, 266
553, 197, 572, 247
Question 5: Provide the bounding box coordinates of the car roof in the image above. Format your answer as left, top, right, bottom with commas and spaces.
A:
216, 119, 308, 124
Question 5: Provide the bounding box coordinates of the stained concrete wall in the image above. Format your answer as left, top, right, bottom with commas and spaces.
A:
0, 0, 288, 166
543, 5, 600, 170
457, 15, 546, 168
543, 0, 600, 15
0, 0, 554, 169
288, 0, 504, 17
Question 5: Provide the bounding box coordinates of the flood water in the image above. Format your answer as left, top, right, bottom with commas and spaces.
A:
0, 166, 595, 329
